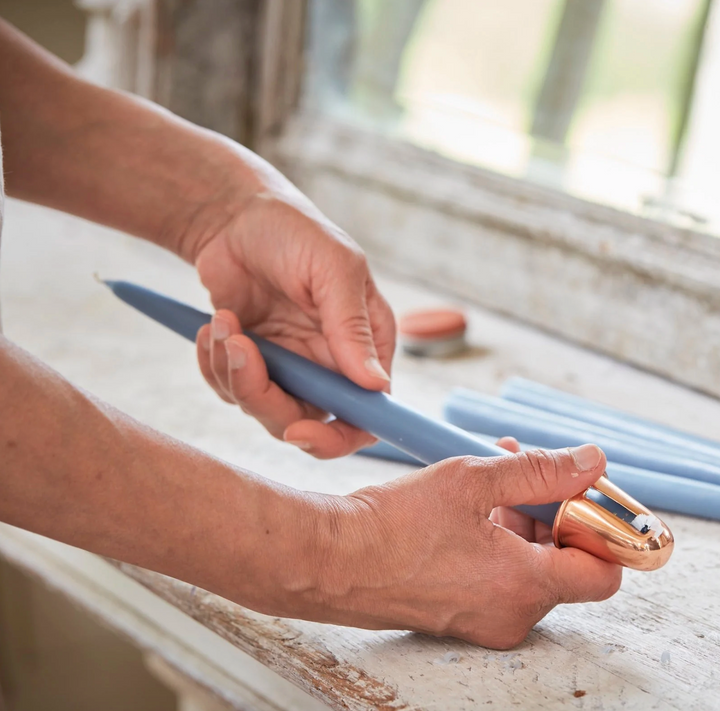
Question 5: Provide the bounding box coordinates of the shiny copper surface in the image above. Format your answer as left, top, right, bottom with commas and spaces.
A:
553, 476, 674, 571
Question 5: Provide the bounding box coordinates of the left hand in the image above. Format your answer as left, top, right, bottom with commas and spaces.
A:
269, 441, 620, 648
188, 177, 396, 459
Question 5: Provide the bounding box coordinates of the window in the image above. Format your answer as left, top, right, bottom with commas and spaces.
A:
306, 0, 720, 235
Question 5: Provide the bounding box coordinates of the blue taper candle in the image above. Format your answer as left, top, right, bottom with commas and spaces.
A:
453, 387, 711, 463
102, 281, 560, 526
444, 389, 720, 486
501, 377, 720, 463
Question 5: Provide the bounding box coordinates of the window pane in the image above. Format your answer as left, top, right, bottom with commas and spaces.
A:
306, 0, 718, 235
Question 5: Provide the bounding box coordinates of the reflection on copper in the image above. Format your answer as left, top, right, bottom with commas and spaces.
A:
553, 475, 674, 571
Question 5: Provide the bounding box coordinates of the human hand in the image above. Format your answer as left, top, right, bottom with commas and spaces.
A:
188, 167, 395, 459
288, 443, 621, 648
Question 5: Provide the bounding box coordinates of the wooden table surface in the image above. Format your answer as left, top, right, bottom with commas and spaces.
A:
2, 198, 719, 710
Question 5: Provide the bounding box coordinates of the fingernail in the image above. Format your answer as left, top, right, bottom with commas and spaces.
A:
569, 444, 602, 473
225, 340, 247, 370
365, 357, 391, 382
285, 440, 313, 451
212, 315, 230, 341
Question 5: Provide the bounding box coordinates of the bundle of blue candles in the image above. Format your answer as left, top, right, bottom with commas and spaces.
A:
361, 378, 720, 521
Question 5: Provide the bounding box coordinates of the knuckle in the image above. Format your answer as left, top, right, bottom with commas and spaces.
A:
327, 232, 367, 272
425, 455, 465, 480
451, 620, 485, 645
504, 571, 552, 622
338, 311, 374, 340
346, 244, 368, 270
464, 618, 531, 650
331, 229, 365, 260
516, 449, 562, 499
450, 455, 485, 480
498, 558, 556, 628
520, 586, 555, 622
453, 455, 487, 481
457, 624, 527, 649
501, 625, 533, 650
450, 454, 483, 470
436, 456, 490, 503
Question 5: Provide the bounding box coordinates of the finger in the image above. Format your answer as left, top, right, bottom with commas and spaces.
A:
284, 418, 378, 459
196, 323, 234, 404
224, 331, 373, 455
492, 438, 558, 542
210, 310, 240, 400
366, 280, 396, 380
494, 506, 554, 544
492, 506, 537, 542
537, 544, 623, 605
496, 436, 521, 453
534, 521, 554, 546
224, 333, 324, 440
478, 444, 607, 510
317, 253, 392, 391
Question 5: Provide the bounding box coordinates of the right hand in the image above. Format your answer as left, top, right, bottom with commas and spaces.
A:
285, 443, 621, 649
191, 179, 395, 460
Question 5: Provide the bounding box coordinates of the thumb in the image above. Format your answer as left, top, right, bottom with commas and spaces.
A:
481, 444, 606, 510
318, 264, 391, 390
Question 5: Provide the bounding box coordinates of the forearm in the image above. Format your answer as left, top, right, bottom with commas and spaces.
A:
0, 336, 623, 646
0, 336, 320, 612
0, 20, 269, 261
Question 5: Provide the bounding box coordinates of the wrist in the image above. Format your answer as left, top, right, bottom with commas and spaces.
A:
169, 133, 327, 267
214, 476, 334, 617
221, 480, 378, 624
265, 492, 382, 624
168, 134, 287, 265
165, 143, 259, 264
